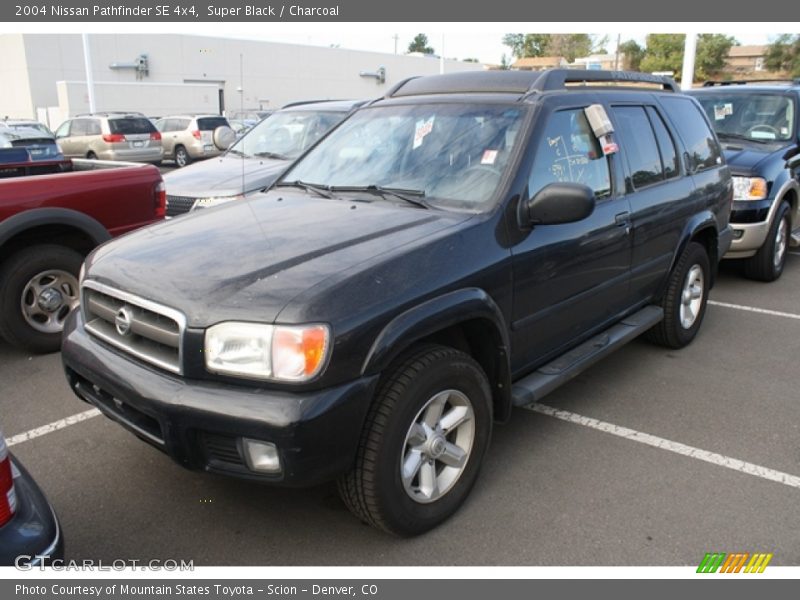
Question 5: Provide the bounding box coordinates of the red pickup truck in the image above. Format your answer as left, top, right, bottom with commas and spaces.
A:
0, 158, 165, 353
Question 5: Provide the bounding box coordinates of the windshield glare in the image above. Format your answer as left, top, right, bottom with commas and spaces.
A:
231, 110, 345, 159
283, 104, 526, 210
695, 93, 796, 142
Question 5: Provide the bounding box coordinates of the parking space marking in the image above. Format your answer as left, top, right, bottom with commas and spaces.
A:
6, 408, 101, 447
526, 403, 800, 490
708, 300, 800, 321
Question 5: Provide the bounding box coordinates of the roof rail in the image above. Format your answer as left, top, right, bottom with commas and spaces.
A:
702, 78, 800, 86
384, 76, 420, 98
528, 69, 679, 94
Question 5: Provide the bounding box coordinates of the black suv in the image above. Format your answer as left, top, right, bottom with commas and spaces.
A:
62, 70, 732, 536
689, 81, 800, 281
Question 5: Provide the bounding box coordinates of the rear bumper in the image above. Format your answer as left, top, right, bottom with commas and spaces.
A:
0, 458, 64, 567
98, 147, 163, 163
61, 310, 378, 486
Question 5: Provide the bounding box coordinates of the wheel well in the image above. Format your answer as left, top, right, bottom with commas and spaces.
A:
691, 226, 718, 287
782, 188, 798, 229
0, 225, 96, 263
412, 319, 512, 422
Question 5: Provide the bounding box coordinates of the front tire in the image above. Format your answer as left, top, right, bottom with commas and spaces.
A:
743, 201, 790, 282
646, 241, 710, 349
337, 345, 492, 536
0, 245, 83, 353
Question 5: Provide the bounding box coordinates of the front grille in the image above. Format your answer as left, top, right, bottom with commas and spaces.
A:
200, 432, 246, 470
82, 281, 185, 374
166, 194, 197, 217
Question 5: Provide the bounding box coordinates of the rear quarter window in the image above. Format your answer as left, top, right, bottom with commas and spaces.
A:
109, 118, 157, 135
660, 96, 722, 173
197, 117, 229, 131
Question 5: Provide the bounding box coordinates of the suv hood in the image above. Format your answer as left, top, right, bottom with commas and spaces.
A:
163, 153, 289, 198
722, 144, 786, 176
86, 191, 471, 327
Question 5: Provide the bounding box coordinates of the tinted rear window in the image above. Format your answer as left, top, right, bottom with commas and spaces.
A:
197, 117, 229, 131
109, 118, 157, 135
660, 97, 722, 173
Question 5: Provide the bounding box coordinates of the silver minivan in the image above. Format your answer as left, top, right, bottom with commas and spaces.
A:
54, 113, 163, 163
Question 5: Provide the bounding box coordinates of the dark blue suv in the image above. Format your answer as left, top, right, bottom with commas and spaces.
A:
689, 81, 800, 281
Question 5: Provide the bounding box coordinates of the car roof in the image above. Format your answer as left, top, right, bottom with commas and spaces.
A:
1, 127, 55, 141
158, 114, 227, 119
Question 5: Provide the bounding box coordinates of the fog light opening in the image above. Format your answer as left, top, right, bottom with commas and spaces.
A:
242, 439, 282, 474
733, 229, 744, 240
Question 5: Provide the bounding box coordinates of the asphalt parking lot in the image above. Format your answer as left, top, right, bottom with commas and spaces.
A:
2, 256, 799, 566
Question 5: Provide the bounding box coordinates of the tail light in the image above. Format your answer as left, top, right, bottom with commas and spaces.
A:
102, 133, 126, 143
150, 131, 162, 141
0, 433, 17, 527
154, 181, 166, 219
192, 130, 202, 140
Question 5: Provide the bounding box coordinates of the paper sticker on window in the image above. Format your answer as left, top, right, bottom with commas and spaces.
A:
481, 149, 498, 165
413, 117, 435, 149
714, 103, 734, 120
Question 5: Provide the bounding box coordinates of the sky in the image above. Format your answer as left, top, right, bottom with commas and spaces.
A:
5, 22, 791, 66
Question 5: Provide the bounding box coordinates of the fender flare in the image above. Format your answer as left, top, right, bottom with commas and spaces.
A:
0, 207, 111, 251
663, 211, 720, 294
361, 288, 513, 422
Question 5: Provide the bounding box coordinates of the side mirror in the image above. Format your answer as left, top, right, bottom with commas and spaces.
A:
524, 182, 596, 226
213, 125, 236, 151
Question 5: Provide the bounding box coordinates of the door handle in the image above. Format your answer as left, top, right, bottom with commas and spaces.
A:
615, 212, 631, 235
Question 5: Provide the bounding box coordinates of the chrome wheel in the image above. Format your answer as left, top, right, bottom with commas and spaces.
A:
21, 269, 79, 334
679, 264, 704, 330
773, 216, 788, 271
175, 147, 189, 167
400, 389, 475, 504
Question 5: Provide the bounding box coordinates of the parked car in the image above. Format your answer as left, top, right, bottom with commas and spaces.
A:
228, 119, 256, 136
0, 128, 64, 162
163, 100, 364, 216
0, 157, 165, 353
155, 114, 233, 167
688, 81, 800, 281
1, 119, 54, 137
62, 70, 732, 536
0, 426, 64, 566
54, 112, 163, 164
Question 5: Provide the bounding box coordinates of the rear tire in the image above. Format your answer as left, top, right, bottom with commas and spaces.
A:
646, 241, 710, 349
175, 146, 191, 168
337, 345, 492, 536
0, 245, 83, 354
743, 201, 790, 282
86, 151, 97, 160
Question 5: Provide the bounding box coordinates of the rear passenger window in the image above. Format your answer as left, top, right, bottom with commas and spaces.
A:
612, 106, 663, 189
86, 120, 101, 135
528, 109, 611, 200
660, 96, 722, 173
647, 106, 679, 180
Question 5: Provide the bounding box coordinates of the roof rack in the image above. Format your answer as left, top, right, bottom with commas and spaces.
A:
528, 69, 679, 94
702, 78, 800, 86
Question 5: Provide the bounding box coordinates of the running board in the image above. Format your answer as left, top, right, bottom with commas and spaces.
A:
511, 306, 664, 407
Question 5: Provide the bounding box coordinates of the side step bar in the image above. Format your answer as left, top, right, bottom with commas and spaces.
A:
511, 305, 664, 407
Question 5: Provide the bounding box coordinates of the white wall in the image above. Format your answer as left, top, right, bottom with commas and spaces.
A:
1, 33, 484, 120
0, 34, 35, 119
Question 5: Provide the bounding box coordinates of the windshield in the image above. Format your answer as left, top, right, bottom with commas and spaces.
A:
230, 109, 346, 159
283, 103, 526, 211
694, 93, 796, 142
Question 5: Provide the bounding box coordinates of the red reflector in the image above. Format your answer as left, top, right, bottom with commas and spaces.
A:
192, 130, 202, 140
0, 440, 15, 526
102, 133, 125, 143
150, 131, 162, 141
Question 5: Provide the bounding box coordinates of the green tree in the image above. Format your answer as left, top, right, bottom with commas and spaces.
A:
695, 34, 736, 79
640, 34, 735, 81
547, 34, 594, 62
499, 53, 511, 70
407, 34, 434, 55
501, 33, 550, 59
618, 39, 645, 71
765, 34, 800, 76
501, 33, 607, 62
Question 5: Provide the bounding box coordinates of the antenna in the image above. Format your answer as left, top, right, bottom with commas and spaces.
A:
239, 53, 245, 195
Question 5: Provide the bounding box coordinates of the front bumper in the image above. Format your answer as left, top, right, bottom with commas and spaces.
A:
0, 458, 64, 567
724, 199, 773, 259
61, 310, 378, 486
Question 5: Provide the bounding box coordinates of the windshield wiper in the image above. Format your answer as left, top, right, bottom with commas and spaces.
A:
226, 148, 251, 158
275, 180, 334, 199
329, 185, 430, 209
254, 151, 291, 160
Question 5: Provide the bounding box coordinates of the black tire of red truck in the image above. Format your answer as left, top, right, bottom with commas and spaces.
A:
0, 244, 83, 354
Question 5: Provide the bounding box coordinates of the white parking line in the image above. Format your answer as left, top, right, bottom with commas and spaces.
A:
6, 409, 101, 447
526, 403, 800, 490
708, 300, 800, 321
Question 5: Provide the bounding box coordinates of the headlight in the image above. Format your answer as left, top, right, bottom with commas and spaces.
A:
204, 322, 330, 382
732, 177, 768, 201
191, 195, 244, 210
